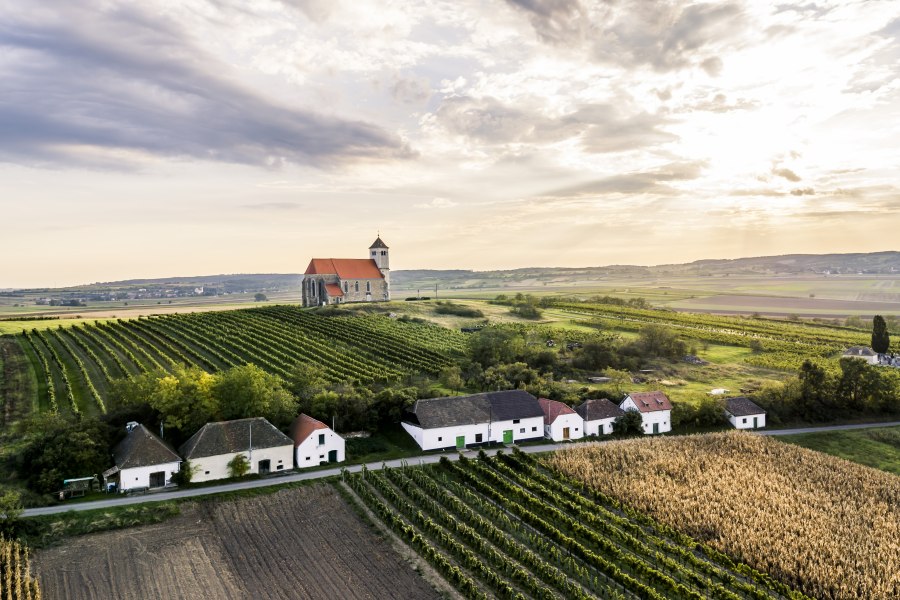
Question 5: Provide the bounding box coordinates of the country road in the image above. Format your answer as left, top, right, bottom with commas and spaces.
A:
23, 420, 900, 517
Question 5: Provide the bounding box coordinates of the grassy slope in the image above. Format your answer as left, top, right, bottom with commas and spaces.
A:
779, 426, 900, 475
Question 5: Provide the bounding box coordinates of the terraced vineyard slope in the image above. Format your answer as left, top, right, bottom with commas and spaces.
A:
343, 449, 808, 600
549, 432, 900, 600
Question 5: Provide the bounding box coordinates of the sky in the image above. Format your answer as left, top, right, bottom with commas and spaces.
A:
1, 0, 899, 287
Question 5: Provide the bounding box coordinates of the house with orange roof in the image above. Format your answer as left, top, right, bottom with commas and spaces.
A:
620, 391, 672, 434
538, 398, 583, 442
290, 413, 345, 468
301, 236, 390, 306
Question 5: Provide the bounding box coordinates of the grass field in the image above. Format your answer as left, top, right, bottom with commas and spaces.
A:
779, 426, 900, 475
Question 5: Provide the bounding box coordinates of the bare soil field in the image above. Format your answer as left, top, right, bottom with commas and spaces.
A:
670, 293, 900, 317
35, 484, 441, 600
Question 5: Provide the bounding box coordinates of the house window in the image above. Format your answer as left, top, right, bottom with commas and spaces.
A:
355, 281, 359, 292
519, 428, 525, 433
742, 418, 747, 424
319, 454, 324, 459
532, 426, 537, 432
318, 433, 325, 445
437, 436, 442, 441
205, 471, 210, 475
475, 433, 483, 443
513, 419, 520, 424
277, 465, 283, 470
306, 457, 311, 461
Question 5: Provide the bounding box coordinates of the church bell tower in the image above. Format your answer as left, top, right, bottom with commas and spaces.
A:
369, 235, 390, 300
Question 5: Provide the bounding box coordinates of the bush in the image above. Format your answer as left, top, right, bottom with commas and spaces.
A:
434, 301, 484, 318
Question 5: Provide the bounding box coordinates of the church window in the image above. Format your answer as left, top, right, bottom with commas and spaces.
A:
343, 281, 348, 293
355, 281, 359, 292
366, 281, 371, 293
372, 251, 376, 256
381, 251, 386, 256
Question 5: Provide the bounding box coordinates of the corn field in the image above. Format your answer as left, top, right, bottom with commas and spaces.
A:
547, 432, 900, 600
0, 536, 41, 600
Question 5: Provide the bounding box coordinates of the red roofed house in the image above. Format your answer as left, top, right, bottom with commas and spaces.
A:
301, 236, 390, 307
538, 398, 584, 442
290, 413, 345, 468
620, 391, 672, 435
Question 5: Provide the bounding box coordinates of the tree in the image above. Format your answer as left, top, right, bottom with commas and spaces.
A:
468, 328, 525, 367
439, 365, 463, 394
147, 365, 218, 435
0, 490, 23, 535
872, 315, 890, 354
213, 364, 297, 427
634, 324, 686, 359
254, 293, 268, 302
604, 368, 632, 398
227, 454, 250, 478
170, 460, 197, 486
613, 409, 644, 435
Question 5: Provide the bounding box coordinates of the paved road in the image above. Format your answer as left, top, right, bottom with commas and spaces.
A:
23, 420, 900, 517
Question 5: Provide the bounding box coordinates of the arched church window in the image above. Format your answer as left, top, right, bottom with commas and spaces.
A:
355, 281, 359, 292
366, 281, 371, 293
343, 281, 348, 293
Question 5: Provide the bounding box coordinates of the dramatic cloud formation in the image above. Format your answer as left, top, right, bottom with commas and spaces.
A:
1, 0, 898, 286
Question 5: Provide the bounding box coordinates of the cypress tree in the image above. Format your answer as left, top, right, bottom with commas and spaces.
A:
871, 315, 890, 354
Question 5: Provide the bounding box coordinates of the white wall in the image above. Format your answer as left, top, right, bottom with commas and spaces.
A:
621, 398, 671, 434
583, 417, 617, 436
490, 417, 544, 444
119, 461, 181, 491
727, 412, 766, 429
403, 422, 490, 451
295, 428, 345, 468
190, 445, 294, 483
545, 413, 584, 442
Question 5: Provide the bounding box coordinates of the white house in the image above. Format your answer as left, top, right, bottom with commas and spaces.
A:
841, 346, 879, 365
724, 397, 767, 430
538, 398, 584, 442
575, 398, 625, 436
291, 413, 345, 468
105, 422, 181, 492
402, 390, 544, 451
620, 391, 672, 435
179, 417, 294, 483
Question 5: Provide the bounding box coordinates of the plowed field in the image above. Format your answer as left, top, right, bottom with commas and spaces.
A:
35, 484, 440, 600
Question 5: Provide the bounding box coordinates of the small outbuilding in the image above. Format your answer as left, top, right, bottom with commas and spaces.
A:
620, 391, 672, 435
291, 413, 345, 468
841, 346, 879, 365
538, 398, 583, 442
575, 398, 625, 436
107, 422, 182, 492
179, 417, 294, 483
724, 397, 766, 430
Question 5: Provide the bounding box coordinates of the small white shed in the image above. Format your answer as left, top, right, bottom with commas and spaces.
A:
724, 397, 766, 430
574, 398, 625, 436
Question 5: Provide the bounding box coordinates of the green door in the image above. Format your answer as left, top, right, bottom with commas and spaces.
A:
652, 423, 659, 434
503, 430, 513, 444
456, 435, 465, 449
753, 417, 758, 429
328, 449, 338, 462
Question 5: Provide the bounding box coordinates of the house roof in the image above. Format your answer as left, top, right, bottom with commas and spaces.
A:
404, 390, 543, 429
325, 283, 344, 297
113, 424, 181, 469
179, 417, 293, 459
290, 413, 331, 447
624, 391, 672, 413
725, 396, 766, 417
369, 236, 389, 249
843, 346, 877, 357
575, 398, 625, 421
304, 258, 384, 279
538, 398, 576, 425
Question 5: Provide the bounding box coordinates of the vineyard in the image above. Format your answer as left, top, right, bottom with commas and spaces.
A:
343, 449, 808, 600
548, 433, 900, 600
0, 536, 40, 600
555, 302, 872, 371
11, 305, 467, 417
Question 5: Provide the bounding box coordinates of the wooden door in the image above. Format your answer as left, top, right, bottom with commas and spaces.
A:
563, 427, 570, 440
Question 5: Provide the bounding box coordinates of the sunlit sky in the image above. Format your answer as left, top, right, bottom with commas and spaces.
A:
2, 0, 899, 287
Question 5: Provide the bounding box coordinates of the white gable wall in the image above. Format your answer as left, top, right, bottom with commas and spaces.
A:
295, 428, 345, 468
545, 413, 584, 441
190, 445, 294, 483
620, 397, 671, 434
727, 412, 766, 429
119, 461, 181, 491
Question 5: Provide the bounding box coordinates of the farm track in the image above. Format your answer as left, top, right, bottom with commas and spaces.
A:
35, 484, 441, 600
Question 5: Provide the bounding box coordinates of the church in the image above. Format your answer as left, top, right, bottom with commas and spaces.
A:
301, 236, 390, 307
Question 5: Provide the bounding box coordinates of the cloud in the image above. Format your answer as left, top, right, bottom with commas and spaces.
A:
415, 197, 458, 209
504, 0, 587, 45
772, 167, 802, 182
243, 202, 305, 211
0, 2, 412, 169
539, 160, 706, 197
700, 56, 724, 76
390, 75, 433, 105
790, 187, 815, 196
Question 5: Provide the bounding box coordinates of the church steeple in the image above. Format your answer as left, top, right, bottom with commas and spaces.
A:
369, 235, 390, 300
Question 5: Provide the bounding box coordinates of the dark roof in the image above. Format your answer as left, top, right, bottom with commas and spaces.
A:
114, 424, 181, 469
404, 390, 542, 429
575, 398, 625, 421
179, 418, 293, 459
369, 236, 389, 249
843, 346, 877, 357
624, 391, 672, 413
725, 396, 766, 417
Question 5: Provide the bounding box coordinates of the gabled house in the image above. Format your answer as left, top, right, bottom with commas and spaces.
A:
538, 398, 583, 442
402, 390, 544, 451
179, 417, 294, 483
105, 422, 181, 492
841, 346, 879, 365
575, 398, 625, 436
620, 391, 672, 435
724, 397, 766, 430
291, 413, 345, 468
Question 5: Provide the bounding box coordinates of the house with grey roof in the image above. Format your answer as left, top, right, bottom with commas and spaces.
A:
179, 417, 293, 482
402, 390, 544, 451
724, 397, 766, 430
841, 346, 879, 365
575, 398, 625, 436
104, 422, 181, 492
